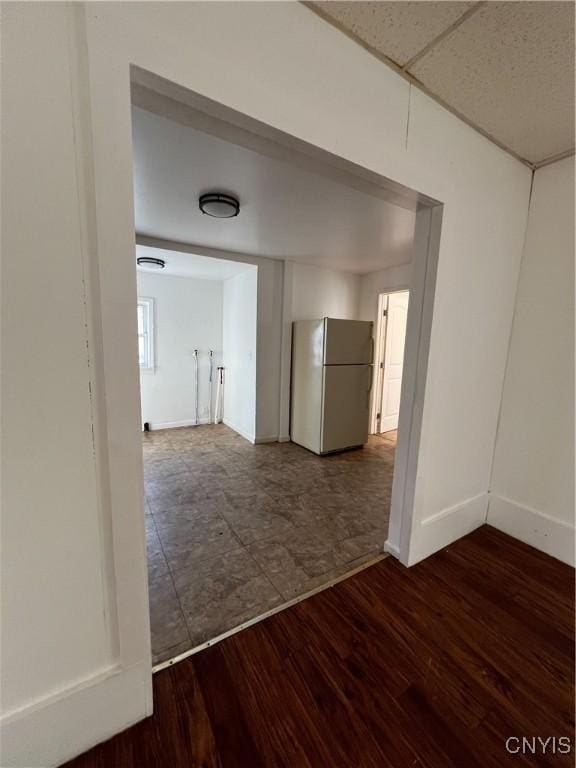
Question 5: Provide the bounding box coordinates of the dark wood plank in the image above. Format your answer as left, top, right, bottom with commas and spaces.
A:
64, 526, 575, 768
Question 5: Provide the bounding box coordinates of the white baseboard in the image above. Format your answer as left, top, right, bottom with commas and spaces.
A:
147, 418, 280, 446
383, 539, 400, 558
0, 662, 151, 768
145, 417, 212, 430
487, 494, 575, 566
278, 435, 291, 443
407, 493, 488, 566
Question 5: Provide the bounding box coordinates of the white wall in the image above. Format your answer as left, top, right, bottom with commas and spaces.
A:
140, 237, 285, 445
358, 263, 413, 324
489, 157, 575, 565
222, 268, 258, 442
2, 2, 533, 764
85, 3, 530, 572
278, 261, 363, 440
137, 272, 223, 429
1, 6, 152, 766
1, 0, 113, 719
291, 262, 360, 321
253, 256, 284, 442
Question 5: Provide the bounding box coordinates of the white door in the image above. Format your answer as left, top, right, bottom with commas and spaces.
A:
379, 291, 409, 433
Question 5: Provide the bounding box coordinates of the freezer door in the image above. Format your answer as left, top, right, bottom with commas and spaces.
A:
321, 364, 372, 453
323, 318, 373, 365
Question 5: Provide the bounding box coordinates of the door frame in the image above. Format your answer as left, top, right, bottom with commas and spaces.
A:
82, 63, 444, 694
370, 289, 410, 435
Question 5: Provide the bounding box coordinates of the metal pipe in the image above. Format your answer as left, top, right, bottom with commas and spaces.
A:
208, 350, 214, 423
214, 366, 224, 424
194, 349, 199, 426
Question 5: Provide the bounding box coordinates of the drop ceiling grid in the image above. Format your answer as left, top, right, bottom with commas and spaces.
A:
306, 1, 575, 167
308, 1, 478, 68
407, 1, 575, 165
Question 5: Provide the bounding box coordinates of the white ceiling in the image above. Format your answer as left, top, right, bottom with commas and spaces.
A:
132, 106, 416, 275
136, 244, 253, 281
308, 1, 575, 166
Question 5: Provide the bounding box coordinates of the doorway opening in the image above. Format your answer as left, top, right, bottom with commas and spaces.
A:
371, 290, 410, 439
135, 246, 262, 664
136, 247, 257, 438
120, 69, 443, 670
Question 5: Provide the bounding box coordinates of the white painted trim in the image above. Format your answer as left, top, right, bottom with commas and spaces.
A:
383, 540, 400, 558
70, 44, 441, 766
421, 492, 487, 527
253, 435, 279, 444
407, 493, 488, 566
370, 292, 387, 434
146, 418, 213, 431
388, 205, 444, 565
152, 553, 387, 673
370, 288, 410, 435
278, 259, 294, 442
487, 494, 575, 566
137, 295, 155, 371
0, 662, 151, 768
130, 72, 432, 211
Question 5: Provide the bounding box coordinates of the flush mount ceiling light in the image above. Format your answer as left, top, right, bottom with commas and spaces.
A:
137, 256, 166, 270
199, 192, 240, 219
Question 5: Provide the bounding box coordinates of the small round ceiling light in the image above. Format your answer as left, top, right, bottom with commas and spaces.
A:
137, 256, 166, 270
199, 192, 240, 219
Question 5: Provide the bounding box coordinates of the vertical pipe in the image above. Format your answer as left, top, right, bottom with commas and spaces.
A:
194, 349, 199, 426
208, 350, 213, 423
214, 366, 224, 424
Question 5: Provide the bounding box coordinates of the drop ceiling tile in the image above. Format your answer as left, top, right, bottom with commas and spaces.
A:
408, 1, 575, 164
309, 1, 477, 67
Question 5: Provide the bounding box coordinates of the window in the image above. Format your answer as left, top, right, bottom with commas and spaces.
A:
137, 297, 154, 371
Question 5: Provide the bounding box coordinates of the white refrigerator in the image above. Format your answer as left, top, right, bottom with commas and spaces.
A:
291, 318, 374, 455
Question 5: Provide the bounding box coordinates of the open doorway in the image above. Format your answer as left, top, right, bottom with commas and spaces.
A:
126, 76, 441, 670
136, 247, 257, 437
371, 290, 410, 440
135, 246, 264, 664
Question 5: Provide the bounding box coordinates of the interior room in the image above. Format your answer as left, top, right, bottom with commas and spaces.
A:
132, 104, 417, 664
3, 3, 573, 767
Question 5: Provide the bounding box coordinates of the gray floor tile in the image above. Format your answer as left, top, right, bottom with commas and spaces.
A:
143, 456, 188, 481
247, 527, 349, 599
147, 547, 170, 581
201, 473, 263, 496
152, 493, 232, 527
148, 572, 190, 658
146, 527, 164, 559
172, 548, 283, 646
156, 510, 242, 573
226, 509, 297, 546
146, 479, 213, 512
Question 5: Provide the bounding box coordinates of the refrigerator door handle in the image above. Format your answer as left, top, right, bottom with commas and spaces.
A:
367, 364, 374, 409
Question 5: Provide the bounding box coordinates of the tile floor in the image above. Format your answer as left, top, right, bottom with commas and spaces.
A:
144, 424, 396, 664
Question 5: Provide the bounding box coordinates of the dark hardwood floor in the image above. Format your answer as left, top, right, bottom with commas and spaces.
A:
65, 526, 574, 768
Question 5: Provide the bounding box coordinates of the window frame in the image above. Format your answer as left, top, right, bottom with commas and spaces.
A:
137, 296, 155, 372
